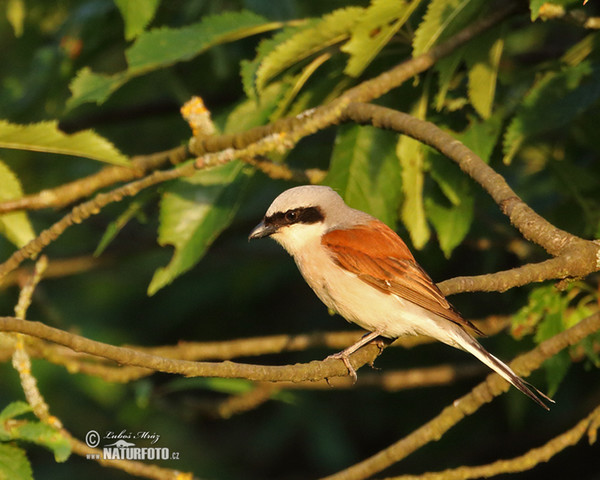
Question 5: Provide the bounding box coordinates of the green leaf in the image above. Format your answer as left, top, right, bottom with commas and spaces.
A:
341, 0, 422, 78
148, 161, 253, 295
0, 120, 129, 166
255, 7, 364, 95
0, 443, 32, 480
503, 62, 600, 164
324, 125, 402, 227
397, 86, 430, 248
0, 160, 35, 248
426, 194, 473, 258
535, 308, 569, 396
465, 28, 504, 119
454, 112, 504, 163
114, 0, 160, 40
413, 0, 487, 56
434, 47, 466, 111
427, 153, 474, 257
241, 26, 303, 100
67, 68, 127, 110
0, 402, 31, 423
9, 423, 71, 463
68, 11, 271, 108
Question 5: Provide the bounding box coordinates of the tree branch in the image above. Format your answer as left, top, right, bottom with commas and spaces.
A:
338, 102, 600, 294
386, 403, 600, 480
321, 312, 600, 480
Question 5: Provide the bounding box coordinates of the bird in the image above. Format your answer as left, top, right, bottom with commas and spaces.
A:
249, 185, 553, 409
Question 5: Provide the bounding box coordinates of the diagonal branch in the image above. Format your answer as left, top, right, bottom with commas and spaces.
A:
321, 312, 600, 480
385, 403, 600, 480
338, 102, 600, 294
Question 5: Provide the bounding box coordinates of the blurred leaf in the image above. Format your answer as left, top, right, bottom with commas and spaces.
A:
0, 443, 32, 480
324, 125, 402, 227
503, 61, 600, 164
434, 47, 466, 111
255, 7, 364, 95
529, 0, 579, 21
94, 196, 148, 257
0, 402, 31, 423
148, 161, 253, 295
6, 0, 25, 37
0, 159, 35, 248
465, 28, 504, 119
0, 120, 129, 166
412, 0, 487, 56
341, 0, 421, 77
114, 0, 160, 40
68, 11, 271, 108
9, 423, 71, 463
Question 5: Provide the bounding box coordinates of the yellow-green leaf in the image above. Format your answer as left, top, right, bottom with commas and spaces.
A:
413, 0, 486, 56
255, 7, 364, 95
465, 28, 504, 119
396, 86, 430, 249
0, 120, 129, 166
114, 0, 160, 40
0, 159, 35, 248
7, 0, 25, 37
341, 0, 422, 77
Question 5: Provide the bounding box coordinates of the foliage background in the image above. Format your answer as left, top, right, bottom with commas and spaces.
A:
0, 0, 600, 479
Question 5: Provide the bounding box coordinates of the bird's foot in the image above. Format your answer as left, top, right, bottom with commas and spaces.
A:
325, 351, 358, 383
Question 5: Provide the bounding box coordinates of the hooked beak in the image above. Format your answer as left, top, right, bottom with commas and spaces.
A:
248, 220, 277, 240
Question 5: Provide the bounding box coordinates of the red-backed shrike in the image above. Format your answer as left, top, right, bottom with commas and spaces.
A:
249, 185, 552, 409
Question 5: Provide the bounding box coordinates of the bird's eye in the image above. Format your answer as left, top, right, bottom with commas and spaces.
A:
285, 211, 297, 223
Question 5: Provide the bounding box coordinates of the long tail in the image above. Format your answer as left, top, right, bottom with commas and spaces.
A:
450, 328, 554, 410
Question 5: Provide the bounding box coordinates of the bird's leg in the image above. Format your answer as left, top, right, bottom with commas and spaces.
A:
325, 330, 383, 383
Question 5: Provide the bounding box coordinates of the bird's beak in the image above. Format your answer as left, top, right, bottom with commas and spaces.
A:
248, 220, 277, 240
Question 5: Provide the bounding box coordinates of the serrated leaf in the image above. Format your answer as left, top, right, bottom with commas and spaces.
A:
0, 443, 32, 480
503, 62, 600, 164
465, 28, 504, 119
148, 161, 252, 295
255, 7, 364, 95
0, 160, 35, 248
0, 402, 31, 423
413, 0, 487, 56
114, 0, 160, 40
241, 26, 304, 100
426, 193, 473, 258
69, 11, 271, 108
0, 120, 129, 166
324, 125, 402, 227
341, 0, 421, 78
67, 68, 127, 110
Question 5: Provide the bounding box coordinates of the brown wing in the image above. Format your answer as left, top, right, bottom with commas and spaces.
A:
321, 221, 483, 335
